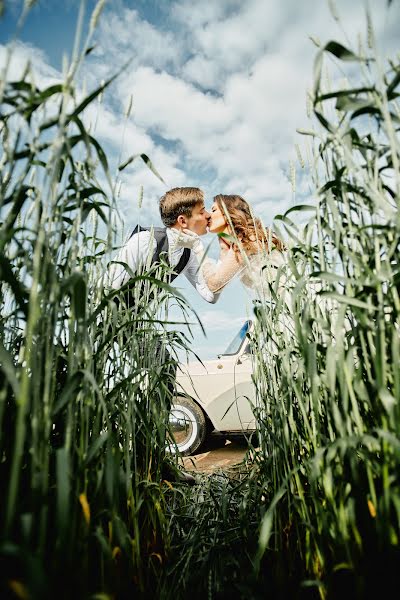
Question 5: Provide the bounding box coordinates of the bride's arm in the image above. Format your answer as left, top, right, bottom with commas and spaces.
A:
201, 247, 245, 292
177, 232, 245, 293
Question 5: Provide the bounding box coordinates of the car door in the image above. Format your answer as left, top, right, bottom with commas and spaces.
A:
204, 348, 256, 432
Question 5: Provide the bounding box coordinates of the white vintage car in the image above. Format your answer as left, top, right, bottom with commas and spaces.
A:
168, 320, 256, 456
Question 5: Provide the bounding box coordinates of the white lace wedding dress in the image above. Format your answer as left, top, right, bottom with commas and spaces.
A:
200, 246, 287, 300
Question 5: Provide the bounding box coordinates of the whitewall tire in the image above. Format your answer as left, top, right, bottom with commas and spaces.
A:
167, 396, 207, 456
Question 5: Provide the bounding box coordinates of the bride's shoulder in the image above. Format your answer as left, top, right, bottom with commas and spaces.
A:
270, 247, 287, 265
247, 247, 286, 268
221, 245, 243, 262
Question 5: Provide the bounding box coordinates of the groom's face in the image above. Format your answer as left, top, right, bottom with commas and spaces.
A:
183, 202, 210, 235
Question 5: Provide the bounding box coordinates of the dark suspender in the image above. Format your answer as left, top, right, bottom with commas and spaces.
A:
110, 226, 191, 316
171, 248, 191, 281
130, 225, 191, 281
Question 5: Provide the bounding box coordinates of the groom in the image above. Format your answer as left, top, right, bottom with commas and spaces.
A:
105, 187, 217, 484
107, 186, 217, 303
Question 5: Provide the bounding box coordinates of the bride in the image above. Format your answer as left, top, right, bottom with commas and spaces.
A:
178, 194, 286, 298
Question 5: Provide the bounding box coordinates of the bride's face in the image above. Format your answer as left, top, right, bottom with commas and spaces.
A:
208, 202, 228, 234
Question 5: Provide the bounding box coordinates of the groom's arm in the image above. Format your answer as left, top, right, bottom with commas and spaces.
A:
105, 231, 154, 289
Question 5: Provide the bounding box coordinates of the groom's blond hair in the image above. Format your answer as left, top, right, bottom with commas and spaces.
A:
159, 187, 204, 227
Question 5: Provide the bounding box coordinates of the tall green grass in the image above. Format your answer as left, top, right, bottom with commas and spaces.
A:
156, 13, 400, 600
0, 6, 195, 598
251, 16, 400, 598
1, 3, 399, 600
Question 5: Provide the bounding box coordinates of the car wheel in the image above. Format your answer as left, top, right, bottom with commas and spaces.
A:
167, 396, 207, 456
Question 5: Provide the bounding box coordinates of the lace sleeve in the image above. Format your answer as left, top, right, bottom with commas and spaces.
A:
201, 249, 245, 293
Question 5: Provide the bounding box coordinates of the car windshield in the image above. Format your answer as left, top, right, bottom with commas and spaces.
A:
221, 321, 250, 355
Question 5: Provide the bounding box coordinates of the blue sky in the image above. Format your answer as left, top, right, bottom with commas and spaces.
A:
1, 0, 399, 359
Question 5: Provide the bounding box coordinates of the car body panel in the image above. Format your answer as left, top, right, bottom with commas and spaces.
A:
176, 320, 256, 433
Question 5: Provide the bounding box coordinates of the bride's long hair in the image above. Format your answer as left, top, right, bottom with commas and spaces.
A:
214, 194, 285, 259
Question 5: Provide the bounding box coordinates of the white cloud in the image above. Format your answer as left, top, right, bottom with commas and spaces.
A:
181, 55, 222, 90
6, 1, 399, 231
0, 41, 60, 87
92, 7, 183, 72
74, 0, 398, 232
193, 1, 282, 72
117, 66, 234, 143
85, 103, 154, 155
81, 2, 322, 223
171, 1, 239, 29
112, 59, 298, 219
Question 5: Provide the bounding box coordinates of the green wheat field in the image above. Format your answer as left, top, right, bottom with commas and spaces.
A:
0, 3, 399, 599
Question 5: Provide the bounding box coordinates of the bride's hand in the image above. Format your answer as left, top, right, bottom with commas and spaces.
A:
176, 229, 203, 252
218, 236, 231, 252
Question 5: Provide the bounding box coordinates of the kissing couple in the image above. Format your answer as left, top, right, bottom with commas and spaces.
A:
107, 186, 286, 304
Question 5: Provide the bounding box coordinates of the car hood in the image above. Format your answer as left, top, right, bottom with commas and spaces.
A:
177, 360, 212, 377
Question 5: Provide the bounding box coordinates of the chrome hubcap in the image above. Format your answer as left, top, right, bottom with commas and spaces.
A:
169, 408, 194, 445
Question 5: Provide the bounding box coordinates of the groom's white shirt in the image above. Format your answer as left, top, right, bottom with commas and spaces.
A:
106, 227, 217, 303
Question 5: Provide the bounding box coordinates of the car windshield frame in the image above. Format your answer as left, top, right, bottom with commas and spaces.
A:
220, 320, 251, 356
